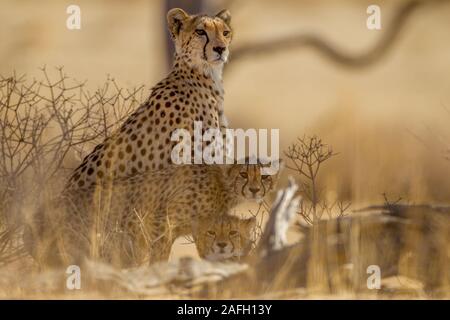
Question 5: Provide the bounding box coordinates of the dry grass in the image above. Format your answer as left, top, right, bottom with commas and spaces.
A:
1, 0, 450, 299
0, 69, 448, 300
0, 69, 145, 296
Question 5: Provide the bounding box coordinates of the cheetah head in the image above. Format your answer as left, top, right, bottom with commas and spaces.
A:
224, 159, 284, 202
193, 214, 256, 262
167, 8, 233, 69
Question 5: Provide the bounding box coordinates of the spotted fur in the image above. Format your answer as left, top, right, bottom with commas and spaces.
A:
24, 161, 281, 267
193, 214, 256, 262
64, 8, 233, 191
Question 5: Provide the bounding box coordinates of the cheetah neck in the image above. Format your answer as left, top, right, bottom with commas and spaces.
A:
173, 54, 224, 92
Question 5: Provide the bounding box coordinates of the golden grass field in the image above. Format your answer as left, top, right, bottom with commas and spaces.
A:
0, 0, 449, 299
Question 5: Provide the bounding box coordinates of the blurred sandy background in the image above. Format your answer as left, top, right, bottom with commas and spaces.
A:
1, 0, 450, 258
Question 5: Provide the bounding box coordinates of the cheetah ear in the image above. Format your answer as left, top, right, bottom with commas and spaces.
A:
218, 157, 238, 177
215, 9, 231, 25
261, 158, 284, 177
221, 163, 239, 179
167, 8, 190, 38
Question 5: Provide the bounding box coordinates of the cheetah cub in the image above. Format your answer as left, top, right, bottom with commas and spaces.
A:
24, 160, 282, 267
193, 214, 257, 262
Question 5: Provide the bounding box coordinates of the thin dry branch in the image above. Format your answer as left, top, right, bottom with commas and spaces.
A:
0, 67, 143, 195
0, 226, 27, 266
285, 135, 338, 224
0, 68, 145, 262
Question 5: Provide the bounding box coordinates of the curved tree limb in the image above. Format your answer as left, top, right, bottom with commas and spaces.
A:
229, 0, 449, 69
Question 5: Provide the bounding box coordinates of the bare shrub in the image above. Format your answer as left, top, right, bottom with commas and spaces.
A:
285, 135, 350, 224
0, 226, 27, 267
0, 67, 145, 263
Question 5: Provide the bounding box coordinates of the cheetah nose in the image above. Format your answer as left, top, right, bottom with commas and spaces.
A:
217, 242, 227, 248
249, 187, 260, 194
213, 46, 226, 55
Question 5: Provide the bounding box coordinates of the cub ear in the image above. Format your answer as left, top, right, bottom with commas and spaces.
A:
215, 9, 231, 25
167, 8, 190, 38
260, 158, 284, 177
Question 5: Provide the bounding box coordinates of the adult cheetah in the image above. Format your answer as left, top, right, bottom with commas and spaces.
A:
65, 8, 233, 190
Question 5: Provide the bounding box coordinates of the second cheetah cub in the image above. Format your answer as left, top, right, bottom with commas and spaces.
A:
193, 214, 257, 262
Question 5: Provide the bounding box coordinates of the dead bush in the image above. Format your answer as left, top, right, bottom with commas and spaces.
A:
0, 67, 145, 263
285, 135, 350, 225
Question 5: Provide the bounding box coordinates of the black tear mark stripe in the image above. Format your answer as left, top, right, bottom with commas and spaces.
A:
240, 165, 250, 197
202, 32, 210, 60
261, 179, 267, 197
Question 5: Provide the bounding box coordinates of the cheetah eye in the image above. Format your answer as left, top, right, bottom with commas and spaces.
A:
223, 30, 230, 37
261, 175, 270, 180
229, 230, 238, 236
239, 172, 248, 178
207, 230, 216, 237
195, 29, 206, 36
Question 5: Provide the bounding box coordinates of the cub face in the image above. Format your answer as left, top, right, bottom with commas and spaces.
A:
167, 8, 233, 67
225, 159, 283, 201
193, 214, 256, 262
